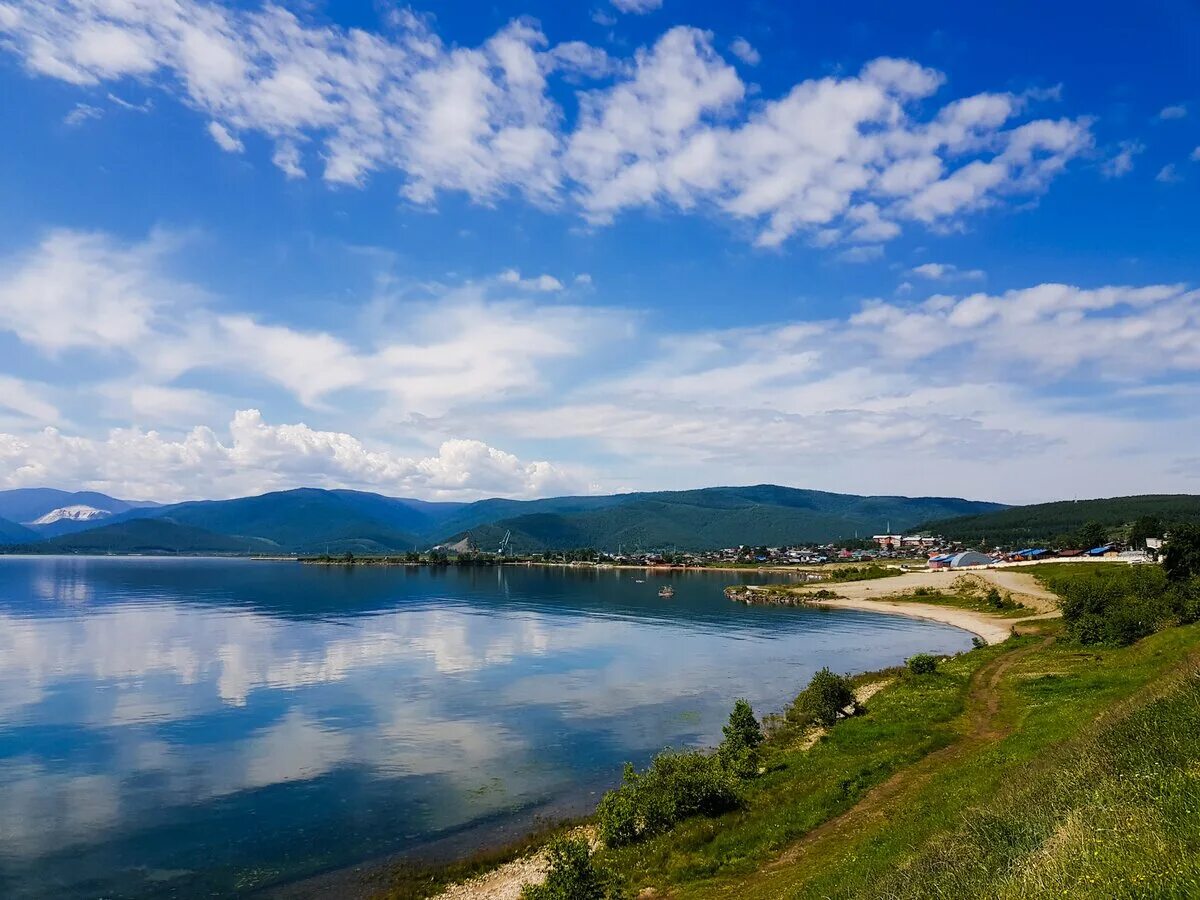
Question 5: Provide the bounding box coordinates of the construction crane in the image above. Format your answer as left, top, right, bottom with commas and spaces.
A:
497, 530, 512, 556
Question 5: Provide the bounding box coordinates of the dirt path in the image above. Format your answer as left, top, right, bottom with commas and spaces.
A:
755, 637, 1052, 878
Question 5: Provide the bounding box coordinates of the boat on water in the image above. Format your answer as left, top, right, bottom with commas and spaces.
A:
658, 585, 675, 598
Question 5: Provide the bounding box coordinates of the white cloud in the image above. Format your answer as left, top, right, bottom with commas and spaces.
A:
63, 102, 102, 126
0, 229, 188, 353
567, 32, 1089, 247
0, 5, 1093, 250
207, 120, 243, 152
611, 0, 664, 13
1156, 163, 1181, 183
729, 37, 760, 66
498, 268, 565, 292
837, 245, 884, 263
910, 262, 986, 281
0, 409, 586, 500
0, 376, 59, 424
1101, 140, 1143, 178
0, 229, 624, 417
1158, 104, 1187, 120
1192, 146, 1200, 162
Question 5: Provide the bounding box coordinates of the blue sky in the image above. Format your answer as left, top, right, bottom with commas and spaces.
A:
0, 0, 1197, 504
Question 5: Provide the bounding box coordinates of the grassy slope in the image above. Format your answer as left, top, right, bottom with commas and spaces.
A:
597, 582, 1200, 897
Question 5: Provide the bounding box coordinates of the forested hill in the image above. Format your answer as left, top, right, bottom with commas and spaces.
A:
446, 485, 1005, 552
920, 494, 1200, 546
0, 484, 1004, 553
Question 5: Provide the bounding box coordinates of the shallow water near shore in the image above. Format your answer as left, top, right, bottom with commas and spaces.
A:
0, 556, 972, 898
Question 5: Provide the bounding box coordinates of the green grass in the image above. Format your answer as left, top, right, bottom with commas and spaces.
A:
595, 642, 1011, 891
632, 620, 1200, 899
885, 575, 1032, 616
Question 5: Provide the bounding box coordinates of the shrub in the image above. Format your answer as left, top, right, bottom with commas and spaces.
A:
1164, 524, 1200, 582
1053, 565, 1181, 646
596, 750, 742, 847
788, 667, 855, 728
907, 653, 938, 675
520, 836, 609, 900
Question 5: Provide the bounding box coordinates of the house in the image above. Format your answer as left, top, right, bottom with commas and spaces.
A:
1010, 548, 1051, 562
948, 551, 994, 568
927, 553, 954, 569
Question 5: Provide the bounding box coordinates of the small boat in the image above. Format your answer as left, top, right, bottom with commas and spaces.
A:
658, 585, 675, 598
634, 579, 645, 584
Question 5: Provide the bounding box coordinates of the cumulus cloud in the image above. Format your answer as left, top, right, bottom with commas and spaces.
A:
0, 409, 586, 500
1159, 104, 1187, 120
566, 32, 1090, 247
0, 4, 1093, 249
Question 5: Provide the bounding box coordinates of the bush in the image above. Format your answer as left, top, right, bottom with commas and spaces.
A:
596, 750, 743, 847
520, 836, 610, 900
1052, 565, 1191, 646
907, 653, 939, 675
788, 667, 855, 728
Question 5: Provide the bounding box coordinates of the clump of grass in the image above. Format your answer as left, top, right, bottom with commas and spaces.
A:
906, 654, 938, 676
786, 667, 856, 728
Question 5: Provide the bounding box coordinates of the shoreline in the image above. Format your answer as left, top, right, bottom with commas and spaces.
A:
804, 595, 1022, 644
732, 567, 1062, 645
270, 575, 1033, 898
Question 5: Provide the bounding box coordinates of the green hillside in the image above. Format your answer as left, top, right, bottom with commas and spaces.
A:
112, 488, 424, 552
0, 516, 38, 545
27, 519, 279, 554
922, 494, 1200, 546
451, 486, 1005, 551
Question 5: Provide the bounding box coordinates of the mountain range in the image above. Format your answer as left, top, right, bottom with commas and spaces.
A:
0, 485, 1006, 554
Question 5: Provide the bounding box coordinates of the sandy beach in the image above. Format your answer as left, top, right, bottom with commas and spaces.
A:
787, 569, 1061, 644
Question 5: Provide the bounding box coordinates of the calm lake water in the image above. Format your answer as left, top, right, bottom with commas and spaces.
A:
0, 557, 973, 898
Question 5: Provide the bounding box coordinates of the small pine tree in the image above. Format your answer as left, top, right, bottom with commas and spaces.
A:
722, 699, 764, 750
719, 698, 764, 777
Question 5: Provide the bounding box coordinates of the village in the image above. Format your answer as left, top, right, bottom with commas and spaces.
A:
537, 531, 1165, 570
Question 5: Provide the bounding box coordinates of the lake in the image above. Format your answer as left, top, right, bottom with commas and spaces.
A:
0, 557, 973, 898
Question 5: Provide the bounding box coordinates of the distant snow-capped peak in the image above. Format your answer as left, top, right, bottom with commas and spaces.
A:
30, 505, 112, 525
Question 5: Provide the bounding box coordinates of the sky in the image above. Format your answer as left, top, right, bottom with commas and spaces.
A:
0, 0, 1197, 505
